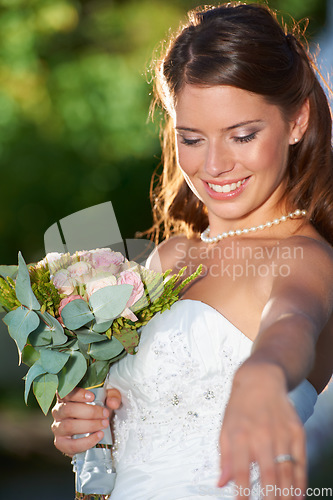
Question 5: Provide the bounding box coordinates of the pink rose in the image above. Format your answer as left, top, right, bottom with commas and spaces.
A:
86, 274, 117, 298
52, 269, 76, 295
67, 261, 92, 284
121, 307, 138, 322
117, 270, 144, 308
91, 248, 124, 273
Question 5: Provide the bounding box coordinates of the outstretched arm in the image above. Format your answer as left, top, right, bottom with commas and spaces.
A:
219, 237, 333, 499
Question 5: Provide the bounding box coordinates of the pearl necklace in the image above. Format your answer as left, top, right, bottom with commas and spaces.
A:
200, 209, 307, 243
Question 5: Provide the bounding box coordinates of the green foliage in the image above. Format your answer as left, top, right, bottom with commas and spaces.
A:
0, 0, 186, 265
266, 0, 326, 36
0, 275, 20, 310
88, 337, 124, 361
61, 299, 94, 330
15, 253, 41, 310
33, 372, 59, 415
3, 307, 40, 353
88, 284, 133, 322
29, 263, 62, 317
112, 265, 203, 354
57, 350, 87, 399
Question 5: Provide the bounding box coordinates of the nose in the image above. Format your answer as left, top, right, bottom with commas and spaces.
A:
204, 141, 234, 177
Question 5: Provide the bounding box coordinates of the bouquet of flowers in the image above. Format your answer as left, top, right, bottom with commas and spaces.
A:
0, 247, 201, 499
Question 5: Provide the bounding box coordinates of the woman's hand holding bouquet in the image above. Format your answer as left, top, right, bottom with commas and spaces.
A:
0, 247, 201, 499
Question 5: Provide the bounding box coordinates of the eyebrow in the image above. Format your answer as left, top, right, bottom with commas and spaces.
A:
175, 120, 264, 133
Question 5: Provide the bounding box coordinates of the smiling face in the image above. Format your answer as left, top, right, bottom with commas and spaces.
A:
174, 85, 297, 234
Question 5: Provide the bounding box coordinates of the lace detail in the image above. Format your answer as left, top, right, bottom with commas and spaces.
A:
111, 323, 245, 485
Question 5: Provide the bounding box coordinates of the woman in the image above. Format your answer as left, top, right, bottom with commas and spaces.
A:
51, 3, 333, 499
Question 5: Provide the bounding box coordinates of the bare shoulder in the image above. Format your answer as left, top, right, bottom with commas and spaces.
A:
284, 234, 333, 276
146, 235, 192, 273
269, 234, 333, 318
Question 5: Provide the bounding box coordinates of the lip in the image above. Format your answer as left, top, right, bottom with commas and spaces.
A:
202, 177, 250, 200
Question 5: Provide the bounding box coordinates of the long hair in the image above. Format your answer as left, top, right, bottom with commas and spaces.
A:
147, 2, 333, 245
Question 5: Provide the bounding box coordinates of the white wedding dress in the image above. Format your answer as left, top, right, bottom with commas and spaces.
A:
106, 299, 317, 499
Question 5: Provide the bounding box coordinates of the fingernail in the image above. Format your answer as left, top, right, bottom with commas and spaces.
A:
102, 419, 109, 427
110, 397, 119, 403
103, 408, 109, 418
97, 431, 104, 440
85, 391, 94, 401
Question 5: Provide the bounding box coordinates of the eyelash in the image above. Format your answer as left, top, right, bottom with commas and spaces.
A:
179, 131, 258, 146
180, 137, 201, 146
234, 132, 257, 143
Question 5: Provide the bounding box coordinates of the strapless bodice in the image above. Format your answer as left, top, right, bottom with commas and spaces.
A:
106, 299, 317, 499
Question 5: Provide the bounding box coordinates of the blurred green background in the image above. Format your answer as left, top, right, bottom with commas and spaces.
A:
0, 0, 331, 498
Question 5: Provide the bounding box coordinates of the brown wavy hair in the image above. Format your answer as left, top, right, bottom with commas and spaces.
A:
146, 2, 333, 245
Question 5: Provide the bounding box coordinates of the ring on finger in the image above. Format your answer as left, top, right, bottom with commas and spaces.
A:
274, 453, 296, 464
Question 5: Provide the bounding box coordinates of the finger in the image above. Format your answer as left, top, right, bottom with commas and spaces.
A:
106, 388, 122, 410
54, 431, 105, 456
218, 431, 233, 487
51, 416, 110, 438
52, 401, 110, 421
273, 440, 295, 500
290, 424, 307, 496
273, 421, 306, 499
226, 432, 251, 499
233, 449, 251, 500
274, 460, 294, 500
57, 387, 95, 403
253, 432, 277, 500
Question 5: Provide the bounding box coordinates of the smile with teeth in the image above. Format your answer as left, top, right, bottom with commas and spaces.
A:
207, 178, 246, 193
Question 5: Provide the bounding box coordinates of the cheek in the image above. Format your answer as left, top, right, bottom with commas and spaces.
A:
248, 138, 287, 176
176, 146, 199, 176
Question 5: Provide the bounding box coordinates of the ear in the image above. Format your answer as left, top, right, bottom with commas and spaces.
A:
289, 99, 310, 145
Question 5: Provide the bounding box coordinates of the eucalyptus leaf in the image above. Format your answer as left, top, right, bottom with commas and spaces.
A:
77, 340, 90, 360
0, 265, 18, 279
22, 345, 40, 367
89, 284, 133, 321
89, 337, 124, 361
3, 307, 40, 354
57, 351, 87, 398
58, 339, 79, 350
76, 331, 106, 344
40, 349, 70, 374
61, 299, 94, 330
29, 325, 52, 347
33, 373, 58, 415
25, 362, 47, 403
79, 360, 110, 389
15, 252, 40, 311
92, 320, 112, 333
37, 311, 67, 346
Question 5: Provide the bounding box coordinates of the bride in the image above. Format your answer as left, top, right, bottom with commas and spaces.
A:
51, 3, 333, 499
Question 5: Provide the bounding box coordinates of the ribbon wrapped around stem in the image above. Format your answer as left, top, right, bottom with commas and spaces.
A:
72, 386, 116, 500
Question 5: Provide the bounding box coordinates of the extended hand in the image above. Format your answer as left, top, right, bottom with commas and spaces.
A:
218, 364, 306, 500
51, 387, 122, 456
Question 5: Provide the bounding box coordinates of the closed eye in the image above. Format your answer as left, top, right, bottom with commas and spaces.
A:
234, 132, 258, 144
179, 136, 202, 146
